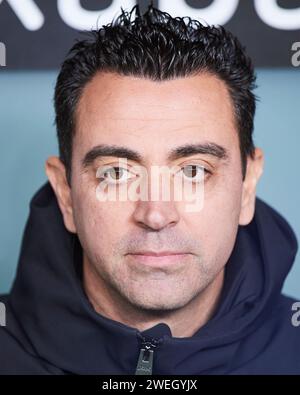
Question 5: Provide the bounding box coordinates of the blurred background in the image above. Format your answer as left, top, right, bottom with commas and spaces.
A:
0, 0, 299, 297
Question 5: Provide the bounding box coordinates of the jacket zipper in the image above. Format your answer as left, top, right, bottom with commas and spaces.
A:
135, 335, 163, 375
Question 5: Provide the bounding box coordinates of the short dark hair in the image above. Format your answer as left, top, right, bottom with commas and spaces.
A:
54, 4, 256, 184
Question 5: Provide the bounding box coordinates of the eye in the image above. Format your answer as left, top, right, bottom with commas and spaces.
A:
178, 164, 208, 182
96, 166, 136, 184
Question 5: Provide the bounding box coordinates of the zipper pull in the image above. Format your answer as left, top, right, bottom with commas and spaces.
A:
135, 337, 161, 375
135, 347, 154, 375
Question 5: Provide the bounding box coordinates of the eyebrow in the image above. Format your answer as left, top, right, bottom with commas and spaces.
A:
168, 142, 229, 162
81, 142, 229, 168
82, 145, 143, 168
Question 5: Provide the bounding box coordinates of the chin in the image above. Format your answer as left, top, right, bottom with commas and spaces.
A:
127, 293, 191, 313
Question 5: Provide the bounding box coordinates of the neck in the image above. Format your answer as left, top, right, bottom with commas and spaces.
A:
83, 256, 224, 338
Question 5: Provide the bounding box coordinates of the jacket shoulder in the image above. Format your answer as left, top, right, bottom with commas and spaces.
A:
0, 294, 63, 374
229, 293, 300, 374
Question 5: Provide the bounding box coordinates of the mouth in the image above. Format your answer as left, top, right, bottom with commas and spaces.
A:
126, 251, 192, 267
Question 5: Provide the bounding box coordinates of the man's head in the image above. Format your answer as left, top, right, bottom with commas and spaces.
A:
46, 5, 263, 313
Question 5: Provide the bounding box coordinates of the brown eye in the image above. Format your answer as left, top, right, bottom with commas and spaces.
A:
97, 166, 136, 184
181, 165, 205, 181
109, 167, 123, 180
183, 165, 198, 178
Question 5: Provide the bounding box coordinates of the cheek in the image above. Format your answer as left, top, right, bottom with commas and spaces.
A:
204, 159, 243, 222
184, 169, 243, 268
71, 184, 130, 255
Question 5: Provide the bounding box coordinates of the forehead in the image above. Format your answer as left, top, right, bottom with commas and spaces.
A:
75, 72, 238, 156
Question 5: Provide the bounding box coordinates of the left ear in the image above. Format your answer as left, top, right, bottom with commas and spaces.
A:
239, 147, 264, 226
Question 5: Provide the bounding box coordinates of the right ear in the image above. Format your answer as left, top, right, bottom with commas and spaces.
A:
45, 156, 77, 233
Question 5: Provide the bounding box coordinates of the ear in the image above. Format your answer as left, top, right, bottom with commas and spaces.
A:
45, 156, 77, 233
239, 147, 264, 226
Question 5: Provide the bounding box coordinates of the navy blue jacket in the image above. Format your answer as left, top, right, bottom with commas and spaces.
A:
0, 182, 299, 374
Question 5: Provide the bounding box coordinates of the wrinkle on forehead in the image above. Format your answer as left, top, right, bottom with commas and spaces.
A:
74, 72, 238, 159
76, 71, 235, 124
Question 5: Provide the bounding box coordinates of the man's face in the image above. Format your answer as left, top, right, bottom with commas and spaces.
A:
48, 72, 262, 312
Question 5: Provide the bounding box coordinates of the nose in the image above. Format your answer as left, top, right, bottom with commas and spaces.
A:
132, 200, 180, 231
